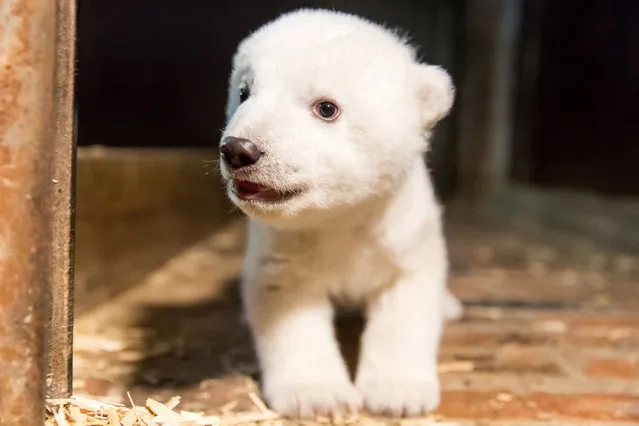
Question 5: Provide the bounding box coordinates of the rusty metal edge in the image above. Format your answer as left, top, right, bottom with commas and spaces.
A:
46, 0, 77, 399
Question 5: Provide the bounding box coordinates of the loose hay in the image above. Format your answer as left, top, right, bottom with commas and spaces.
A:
45, 393, 456, 426
46, 364, 471, 425
45, 393, 279, 426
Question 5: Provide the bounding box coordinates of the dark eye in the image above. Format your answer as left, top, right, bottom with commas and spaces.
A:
239, 86, 250, 103
313, 101, 340, 121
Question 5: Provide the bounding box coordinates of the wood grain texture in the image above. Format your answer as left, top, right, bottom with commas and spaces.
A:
47, 0, 77, 399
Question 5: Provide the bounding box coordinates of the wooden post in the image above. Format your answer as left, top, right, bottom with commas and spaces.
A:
0, 0, 58, 424
47, 0, 77, 399
455, 0, 523, 203
510, 0, 544, 184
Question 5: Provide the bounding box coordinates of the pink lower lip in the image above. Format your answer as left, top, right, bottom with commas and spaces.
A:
233, 181, 282, 202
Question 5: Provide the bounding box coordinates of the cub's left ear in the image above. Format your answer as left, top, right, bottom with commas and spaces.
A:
414, 64, 455, 130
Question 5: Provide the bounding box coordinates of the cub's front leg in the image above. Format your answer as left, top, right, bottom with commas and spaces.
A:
355, 237, 447, 417
242, 271, 362, 418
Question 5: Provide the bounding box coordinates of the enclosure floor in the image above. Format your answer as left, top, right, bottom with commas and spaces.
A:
73, 209, 639, 425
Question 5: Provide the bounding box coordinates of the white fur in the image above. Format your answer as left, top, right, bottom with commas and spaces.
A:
219, 8, 462, 418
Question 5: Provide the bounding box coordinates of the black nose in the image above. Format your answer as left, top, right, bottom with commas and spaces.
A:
219, 137, 262, 169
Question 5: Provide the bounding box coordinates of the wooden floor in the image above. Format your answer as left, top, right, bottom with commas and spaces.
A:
72, 206, 639, 425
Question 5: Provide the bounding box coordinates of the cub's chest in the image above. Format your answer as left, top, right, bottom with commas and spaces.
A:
256, 227, 403, 303
314, 236, 401, 304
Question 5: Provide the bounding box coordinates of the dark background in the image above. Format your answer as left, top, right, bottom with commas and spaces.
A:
528, 0, 639, 195
76, 0, 639, 196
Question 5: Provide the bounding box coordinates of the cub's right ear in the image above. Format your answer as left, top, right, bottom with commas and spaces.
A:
414, 64, 455, 131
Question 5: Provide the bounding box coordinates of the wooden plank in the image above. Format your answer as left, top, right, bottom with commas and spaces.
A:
426, 0, 463, 201
73, 147, 237, 316
486, 184, 639, 255
510, 0, 544, 183
0, 0, 57, 424
455, 0, 524, 202
47, 0, 77, 399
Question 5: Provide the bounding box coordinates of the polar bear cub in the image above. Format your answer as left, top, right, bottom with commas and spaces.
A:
218, 8, 462, 418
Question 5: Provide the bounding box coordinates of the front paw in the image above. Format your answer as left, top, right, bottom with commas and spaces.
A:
263, 381, 363, 418
355, 377, 441, 417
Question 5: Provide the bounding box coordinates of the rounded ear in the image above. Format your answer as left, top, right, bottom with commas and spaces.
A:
414, 64, 455, 130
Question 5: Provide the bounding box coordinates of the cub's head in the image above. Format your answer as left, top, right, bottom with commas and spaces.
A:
219, 8, 454, 227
